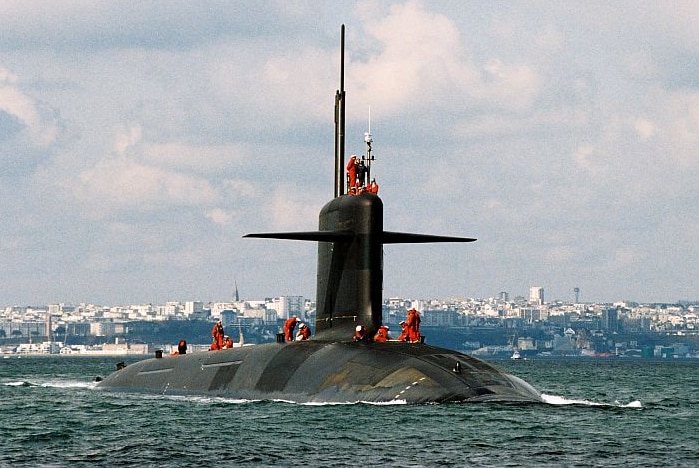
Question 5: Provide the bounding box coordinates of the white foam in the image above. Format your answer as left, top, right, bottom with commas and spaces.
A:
621, 400, 642, 408
41, 380, 97, 389
4, 381, 31, 387
542, 393, 642, 408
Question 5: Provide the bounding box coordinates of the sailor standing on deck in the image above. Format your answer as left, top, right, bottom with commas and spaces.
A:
356, 159, 367, 188
397, 321, 409, 341
346, 155, 358, 190
212, 320, 225, 349
406, 308, 421, 343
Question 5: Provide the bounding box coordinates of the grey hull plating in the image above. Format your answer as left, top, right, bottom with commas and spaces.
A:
97, 341, 541, 403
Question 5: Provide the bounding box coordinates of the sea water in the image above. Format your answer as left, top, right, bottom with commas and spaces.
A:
1, 356, 698, 467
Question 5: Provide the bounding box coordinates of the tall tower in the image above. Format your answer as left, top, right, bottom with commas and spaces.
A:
574, 287, 580, 303
45, 312, 52, 341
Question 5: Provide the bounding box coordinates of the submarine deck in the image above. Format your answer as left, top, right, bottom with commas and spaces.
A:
97, 340, 542, 404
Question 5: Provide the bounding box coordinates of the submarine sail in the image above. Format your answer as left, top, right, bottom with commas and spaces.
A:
96, 26, 542, 404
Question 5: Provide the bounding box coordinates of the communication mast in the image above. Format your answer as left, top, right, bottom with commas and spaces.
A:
363, 106, 374, 183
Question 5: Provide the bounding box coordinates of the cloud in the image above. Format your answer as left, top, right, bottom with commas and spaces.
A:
347, 1, 541, 120
205, 208, 236, 226
69, 156, 218, 218
2, 1, 699, 304
0, 68, 59, 148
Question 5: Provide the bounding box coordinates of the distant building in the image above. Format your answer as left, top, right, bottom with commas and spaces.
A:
602, 308, 619, 332
267, 296, 304, 320
184, 301, 204, 317
529, 287, 544, 306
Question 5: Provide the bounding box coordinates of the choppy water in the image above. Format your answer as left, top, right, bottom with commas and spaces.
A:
2, 356, 698, 467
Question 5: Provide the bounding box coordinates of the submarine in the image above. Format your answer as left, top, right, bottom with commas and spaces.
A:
96, 26, 542, 404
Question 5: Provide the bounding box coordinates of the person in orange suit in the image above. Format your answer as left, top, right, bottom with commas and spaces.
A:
406, 308, 421, 343
346, 155, 357, 190
223, 335, 234, 349
397, 320, 409, 341
353, 324, 367, 342
211, 320, 225, 349
296, 323, 311, 341
374, 325, 390, 342
284, 315, 299, 342
367, 178, 379, 194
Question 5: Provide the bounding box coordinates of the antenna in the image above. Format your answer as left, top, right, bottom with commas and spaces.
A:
368, 105, 371, 134
364, 107, 373, 182
334, 25, 346, 198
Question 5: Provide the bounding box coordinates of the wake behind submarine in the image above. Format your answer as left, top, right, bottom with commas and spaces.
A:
96, 26, 542, 404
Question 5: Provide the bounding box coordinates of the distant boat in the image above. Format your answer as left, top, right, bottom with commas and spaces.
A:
511, 350, 522, 360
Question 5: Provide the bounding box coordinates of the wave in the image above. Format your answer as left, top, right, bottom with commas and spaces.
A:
41, 380, 98, 389
3, 379, 97, 389
295, 399, 407, 406
542, 393, 642, 408
94, 391, 411, 406
4, 381, 37, 387
168, 396, 408, 406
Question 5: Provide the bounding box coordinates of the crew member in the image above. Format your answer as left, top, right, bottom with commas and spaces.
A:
296, 323, 311, 341
171, 339, 187, 355
223, 335, 234, 349
356, 159, 367, 188
346, 155, 358, 190
284, 315, 299, 342
406, 308, 421, 343
353, 324, 367, 342
211, 320, 225, 349
367, 178, 379, 194
374, 325, 390, 342
397, 321, 409, 341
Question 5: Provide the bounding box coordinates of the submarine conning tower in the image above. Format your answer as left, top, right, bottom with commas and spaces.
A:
315, 193, 383, 340
244, 25, 475, 342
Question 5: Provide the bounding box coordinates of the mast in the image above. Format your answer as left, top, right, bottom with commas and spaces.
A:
363, 107, 373, 184
334, 25, 346, 198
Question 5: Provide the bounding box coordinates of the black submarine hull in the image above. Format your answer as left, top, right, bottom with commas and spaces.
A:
97, 342, 541, 404
97, 26, 543, 405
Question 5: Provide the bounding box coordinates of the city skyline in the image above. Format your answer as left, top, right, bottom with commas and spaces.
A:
1, 2, 698, 305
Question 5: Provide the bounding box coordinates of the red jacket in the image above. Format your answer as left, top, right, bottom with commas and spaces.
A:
297, 325, 311, 341
374, 326, 390, 342
284, 317, 298, 341
346, 156, 357, 188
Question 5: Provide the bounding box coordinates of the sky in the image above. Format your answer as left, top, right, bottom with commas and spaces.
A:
1, 1, 698, 306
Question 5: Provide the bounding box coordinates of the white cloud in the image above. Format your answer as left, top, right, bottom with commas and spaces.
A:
2, 1, 699, 304
0, 68, 58, 148
71, 157, 218, 217
205, 208, 235, 226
